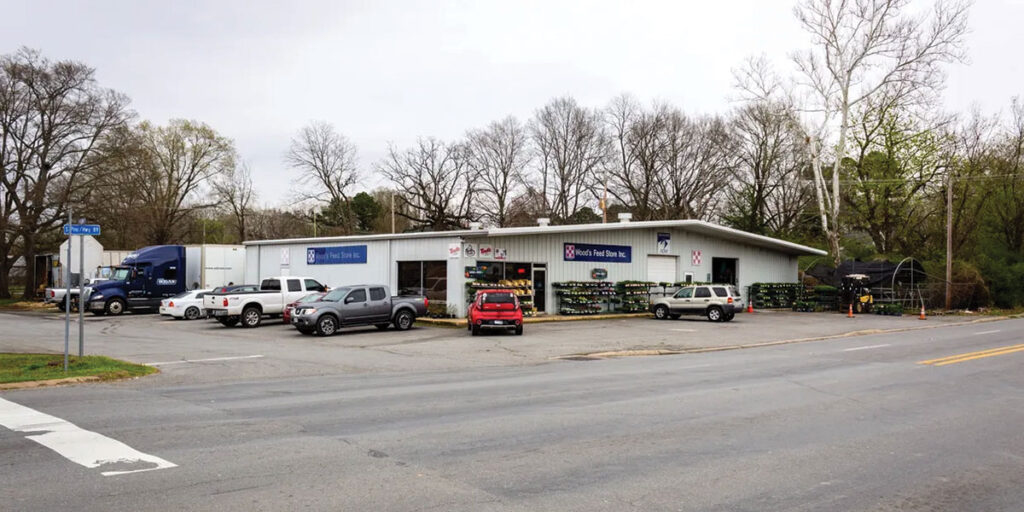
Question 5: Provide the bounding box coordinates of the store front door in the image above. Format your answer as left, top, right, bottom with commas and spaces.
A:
532, 267, 546, 313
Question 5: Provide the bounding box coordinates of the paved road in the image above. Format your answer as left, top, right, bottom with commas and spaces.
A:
2, 318, 1022, 510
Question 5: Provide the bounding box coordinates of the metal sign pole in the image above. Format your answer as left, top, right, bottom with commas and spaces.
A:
64, 208, 72, 372
78, 220, 85, 357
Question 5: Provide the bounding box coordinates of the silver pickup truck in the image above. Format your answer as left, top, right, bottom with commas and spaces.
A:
290, 284, 428, 336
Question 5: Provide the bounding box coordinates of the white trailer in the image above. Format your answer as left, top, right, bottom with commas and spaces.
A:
187, 245, 247, 289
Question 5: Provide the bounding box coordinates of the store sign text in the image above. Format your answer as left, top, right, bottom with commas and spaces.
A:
306, 245, 368, 265
563, 243, 631, 263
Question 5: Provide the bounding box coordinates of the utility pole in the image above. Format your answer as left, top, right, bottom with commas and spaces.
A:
200, 217, 207, 289
391, 192, 396, 234
601, 182, 608, 223
945, 171, 953, 311
313, 210, 317, 237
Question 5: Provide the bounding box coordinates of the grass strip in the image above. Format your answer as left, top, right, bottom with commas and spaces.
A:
0, 353, 156, 384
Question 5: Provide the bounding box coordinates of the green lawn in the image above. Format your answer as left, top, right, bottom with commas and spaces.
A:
0, 353, 157, 384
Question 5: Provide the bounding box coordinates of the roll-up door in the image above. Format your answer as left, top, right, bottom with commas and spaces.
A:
646, 255, 677, 284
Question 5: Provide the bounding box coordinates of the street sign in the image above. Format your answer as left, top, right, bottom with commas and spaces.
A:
64, 224, 101, 236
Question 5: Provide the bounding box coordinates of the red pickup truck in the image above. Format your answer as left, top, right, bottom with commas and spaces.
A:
467, 289, 524, 336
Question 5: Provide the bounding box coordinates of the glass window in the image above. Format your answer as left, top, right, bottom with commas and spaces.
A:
694, 287, 711, 298
162, 266, 177, 280
398, 261, 423, 295
195, 293, 206, 299
730, 286, 742, 297
480, 262, 504, 282
713, 287, 729, 297
346, 288, 367, 303
287, 279, 301, 292
370, 287, 386, 301
304, 279, 324, 292
423, 261, 447, 300
323, 288, 350, 302
483, 292, 516, 304
298, 293, 323, 303
261, 279, 281, 291
684, 272, 693, 284
170, 291, 190, 299
508, 263, 531, 278
675, 288, 694, 299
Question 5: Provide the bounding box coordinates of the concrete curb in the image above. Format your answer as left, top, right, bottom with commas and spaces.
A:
554, 314, 1021, 360
0, 375, 100, 391
417, 312, 653, 328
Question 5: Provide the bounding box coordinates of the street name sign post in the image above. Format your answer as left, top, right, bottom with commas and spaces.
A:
62, 219, 100, 371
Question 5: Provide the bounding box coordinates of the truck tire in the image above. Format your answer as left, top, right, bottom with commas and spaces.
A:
184, 307, 201, 320
105, 298, 126, 316
217, 316, 240, 327
316, 315, 338, 336
653, 305, 670, 320
706, 306, 723, 322
393, 310, 414, 331
375, 323, 390, 331
241, 306, 262, 328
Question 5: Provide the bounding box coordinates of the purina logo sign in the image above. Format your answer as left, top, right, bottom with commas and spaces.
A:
562, 242, 631, 263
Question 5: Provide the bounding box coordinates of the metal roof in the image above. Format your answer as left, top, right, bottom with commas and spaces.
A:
244, 220, 827, 256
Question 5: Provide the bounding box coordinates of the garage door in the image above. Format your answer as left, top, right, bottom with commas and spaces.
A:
646, 255, 677, 284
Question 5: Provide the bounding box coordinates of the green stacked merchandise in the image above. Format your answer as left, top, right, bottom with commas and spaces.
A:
873, 303, 903, 316
614, 281, 655, 313
553, 281, 616, 315
792, 284, 838, 312
749, 282, 801, 309
466, 279, 537, 317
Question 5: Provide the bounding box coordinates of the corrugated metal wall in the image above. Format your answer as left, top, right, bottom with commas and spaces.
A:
244, 227, 800, 316
463, 226, 798, 314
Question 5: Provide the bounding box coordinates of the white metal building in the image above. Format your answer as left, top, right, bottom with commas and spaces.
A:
243, 218, 827, 315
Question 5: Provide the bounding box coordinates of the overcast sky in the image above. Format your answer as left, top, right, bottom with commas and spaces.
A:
2, 0, 1022, 206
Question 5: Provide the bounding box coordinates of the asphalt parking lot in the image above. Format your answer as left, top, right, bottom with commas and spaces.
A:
0, 308, 979, 386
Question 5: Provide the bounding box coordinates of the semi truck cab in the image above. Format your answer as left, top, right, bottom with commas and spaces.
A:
84, 246, 192, 316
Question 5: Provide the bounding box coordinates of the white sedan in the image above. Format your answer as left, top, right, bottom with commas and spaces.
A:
159, 289, 210, 320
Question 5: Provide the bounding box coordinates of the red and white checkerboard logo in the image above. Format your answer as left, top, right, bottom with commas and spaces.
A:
565, 244, 576, 260
691, 250, 702, 266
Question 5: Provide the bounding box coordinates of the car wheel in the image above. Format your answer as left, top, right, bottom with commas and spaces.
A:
669, 314, 681, 320
217, 316, 240, 327
654, 305, 670, 320
724, 312, 735, 322
471, 324, 480, 336
375, 323, 390, 331
241, 307, 262, 328
394, 310, 414, 331
105, 298, 126, 316
706, 306, 723, 322
184, 307, 201, 320
515, 325, 523, 336
316, 315, 338, 336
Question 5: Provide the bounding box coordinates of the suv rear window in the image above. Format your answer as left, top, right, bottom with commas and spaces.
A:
694, 288, 711, 298
713, 287, 729, 297
483, 293, 516, 304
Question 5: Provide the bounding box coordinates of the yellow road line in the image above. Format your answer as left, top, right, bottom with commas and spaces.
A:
919, 343, 1024, 366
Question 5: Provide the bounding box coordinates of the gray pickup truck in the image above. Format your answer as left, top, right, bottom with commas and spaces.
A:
290, 284, 428, 336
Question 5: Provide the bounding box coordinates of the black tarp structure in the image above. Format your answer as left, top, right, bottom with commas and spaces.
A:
806, 259, 927, 289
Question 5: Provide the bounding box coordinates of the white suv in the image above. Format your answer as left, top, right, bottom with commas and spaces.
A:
650, 285, 739, 322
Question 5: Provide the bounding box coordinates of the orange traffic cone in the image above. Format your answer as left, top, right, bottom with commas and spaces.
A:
919, 305, 926, 320
746, 303, 754, 314
847, 304, 854, 318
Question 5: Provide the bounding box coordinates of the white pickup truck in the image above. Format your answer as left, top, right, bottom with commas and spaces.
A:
204, 276, 328, 327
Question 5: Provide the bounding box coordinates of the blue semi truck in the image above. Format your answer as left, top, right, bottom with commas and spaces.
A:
82, 245, 245, 315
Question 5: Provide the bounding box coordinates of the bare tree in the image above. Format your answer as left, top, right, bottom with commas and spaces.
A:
285, 121, 359, 205
94, 120, 236, 244
655, 111, 732, 220
0, 48, 131, 298
528, 97, 609, 222
378, 138, 475, 231
466, 116, 530, 227
212, 161, 256, 242
724, 100, 810, 235
738, 1, 970, 264
605, 95, 672, 221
